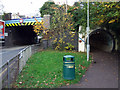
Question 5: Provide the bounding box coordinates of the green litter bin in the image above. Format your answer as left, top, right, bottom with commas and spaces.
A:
63, 55, 75, 80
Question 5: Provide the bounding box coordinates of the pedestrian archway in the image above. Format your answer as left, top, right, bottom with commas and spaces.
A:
89, 29, 115, 52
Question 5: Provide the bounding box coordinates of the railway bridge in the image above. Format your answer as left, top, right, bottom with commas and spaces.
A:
3, 15, 120, 52
4, 15, 50, 46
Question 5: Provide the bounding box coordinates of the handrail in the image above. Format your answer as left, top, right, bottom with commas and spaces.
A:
0, 46, 29, 69
1, 44, 41, 88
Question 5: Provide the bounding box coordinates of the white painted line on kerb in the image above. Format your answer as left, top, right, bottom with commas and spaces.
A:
0, 52, 6, 55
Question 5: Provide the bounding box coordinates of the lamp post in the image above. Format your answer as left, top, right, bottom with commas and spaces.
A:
87, 0, 90, 61
66, 0, 67, 13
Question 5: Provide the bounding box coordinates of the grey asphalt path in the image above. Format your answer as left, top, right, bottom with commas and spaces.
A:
0, 46, 26, 66
61, 50, 119, 88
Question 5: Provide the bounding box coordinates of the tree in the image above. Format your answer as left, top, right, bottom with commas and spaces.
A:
90, 2, 120, 30
68, 2, 120, 34
49, 5, 76, 50
35, 5, 76, 50
68, 2, 87, 33
40, 1, 56, 17
33, 20, 45, 35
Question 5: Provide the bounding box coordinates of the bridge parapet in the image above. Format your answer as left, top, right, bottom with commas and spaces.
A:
5, 17, 43, 27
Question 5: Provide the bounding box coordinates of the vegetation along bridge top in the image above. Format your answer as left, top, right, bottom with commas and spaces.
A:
5, 17, 43, 27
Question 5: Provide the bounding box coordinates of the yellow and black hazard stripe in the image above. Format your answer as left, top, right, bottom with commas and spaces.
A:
5, 22, 37, 27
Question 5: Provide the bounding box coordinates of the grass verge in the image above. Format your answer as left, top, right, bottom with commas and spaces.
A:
12, 50, 91, 88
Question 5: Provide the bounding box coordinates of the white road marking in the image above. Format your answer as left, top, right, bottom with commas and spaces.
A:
0, 52, 6, 55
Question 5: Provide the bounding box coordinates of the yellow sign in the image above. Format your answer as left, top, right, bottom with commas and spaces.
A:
64, 64, 74, 68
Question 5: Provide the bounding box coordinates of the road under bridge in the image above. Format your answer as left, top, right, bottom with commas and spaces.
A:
4, 17, 43, 46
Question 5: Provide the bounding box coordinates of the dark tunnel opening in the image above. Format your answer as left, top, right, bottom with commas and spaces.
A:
11, 26, 37, 45
89, 29, 115, 52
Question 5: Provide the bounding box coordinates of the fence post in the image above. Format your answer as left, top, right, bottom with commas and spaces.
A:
24, 48, 27, 66
23, 50, 25, 66
7, 60, 10, 88
0, 66, 2, 90
0, 52, 2, 89
30, 46, 32, 56
26, 47, 28, 62
18, 55, 20, 74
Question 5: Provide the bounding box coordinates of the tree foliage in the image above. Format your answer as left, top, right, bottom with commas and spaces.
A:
68, 2, 87, 33
40, 1, 56, 17
33, 20, 45, 35
38, 1, 120, 50
68, 2, 120, 33
50, 5, 76, 50
38, 4, 76, 50
90, 2, 120, 30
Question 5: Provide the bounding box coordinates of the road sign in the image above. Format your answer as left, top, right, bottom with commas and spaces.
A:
0, 20, 5, 39
79, 37, 85, 43
19, 18, 23, 23
4, 33, 8, 36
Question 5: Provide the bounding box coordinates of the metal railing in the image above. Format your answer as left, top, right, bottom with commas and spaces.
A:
0, 44, 42, 89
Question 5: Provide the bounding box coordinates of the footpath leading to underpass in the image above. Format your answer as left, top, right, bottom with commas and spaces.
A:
61, 50, 119, 88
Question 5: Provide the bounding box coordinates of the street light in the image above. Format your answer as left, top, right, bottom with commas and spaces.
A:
79, 0, 90, 61
87, 0, 90, 61
66, 0, 67, 13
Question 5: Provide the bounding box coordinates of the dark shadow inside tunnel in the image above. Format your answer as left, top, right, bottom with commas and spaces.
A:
89, 29, 115, 52
13, 26, 37, 45
7, 25, 37, 46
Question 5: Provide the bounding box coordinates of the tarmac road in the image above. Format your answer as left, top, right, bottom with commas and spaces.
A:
61, 49, 119, 88
0, 46, 26, 66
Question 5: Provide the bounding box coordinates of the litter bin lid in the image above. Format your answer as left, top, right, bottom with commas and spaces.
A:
63, 55, 74, 58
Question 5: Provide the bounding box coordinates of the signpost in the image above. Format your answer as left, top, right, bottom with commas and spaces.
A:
19, 18, 23, 23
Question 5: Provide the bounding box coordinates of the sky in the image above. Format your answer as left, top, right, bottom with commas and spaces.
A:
0, 0, 79, 17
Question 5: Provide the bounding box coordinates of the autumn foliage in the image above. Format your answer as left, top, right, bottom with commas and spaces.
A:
50, 5, 76, 50
68, 2, 120, 32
